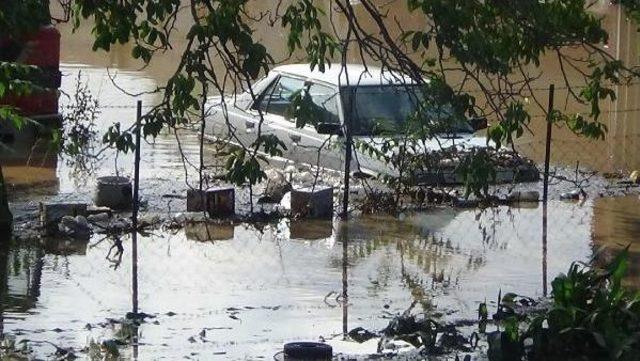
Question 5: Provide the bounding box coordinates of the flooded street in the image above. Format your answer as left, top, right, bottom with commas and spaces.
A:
2, 1, 640, 360
0, 200, 613, 359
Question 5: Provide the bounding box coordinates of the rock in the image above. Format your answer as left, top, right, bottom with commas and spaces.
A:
40, 203, 87, 235
86, 205, 112, 216
262, 169, 291, 203
87, 212, 110, 224
560, 189, 581, 200
291, 186, 333, 219
293, 171, 315, 185
630, 170, 640, 184
58, 215, 91, 239
138, 214, 161, 228
284, 165, 297, 179
75, 215, 90, 229
348, 327, 377, 343
507, 191, 539, 203
110, 218, 132, 231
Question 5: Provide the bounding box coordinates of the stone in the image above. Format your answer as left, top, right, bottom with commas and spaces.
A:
560, 189, 581, 200
293, 171, 315, 185
205, 187, 235, 218
58, 215, 91, 239
506, 191, 539, 203
40, 203, 87, 235
187, 189, 206, 212
87, 212, 110, 223
86, 205, 113, 216
291, 186, 333, 219
263, 169, 291, 203
630, 170, 640, 184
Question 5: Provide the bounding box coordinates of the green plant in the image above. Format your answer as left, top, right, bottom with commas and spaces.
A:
488, 248, 640, 361
526, 247, 640, 360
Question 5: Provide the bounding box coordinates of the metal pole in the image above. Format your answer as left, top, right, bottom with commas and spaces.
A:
131, 100, 142, 314
341, 92, 353, 219
543, 84, 554, 203
542, 85, 554, 297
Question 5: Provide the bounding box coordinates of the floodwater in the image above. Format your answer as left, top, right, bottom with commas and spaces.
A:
0, 201, 613, 359
2, 1, 640, 359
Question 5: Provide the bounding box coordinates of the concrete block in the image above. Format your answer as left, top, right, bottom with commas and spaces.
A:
94, 176, 132, 210
187, 189, 206, 212
205, 187, 235, 218
506, 191, 539, 203
40, 203, 87, 235
291, 186, 333, 219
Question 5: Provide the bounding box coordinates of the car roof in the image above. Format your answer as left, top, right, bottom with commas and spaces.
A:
272, 63, 418, 87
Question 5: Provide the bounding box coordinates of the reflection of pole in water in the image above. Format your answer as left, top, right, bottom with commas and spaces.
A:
341, 223, 349, 339
131, 101, 142, 358
542, 203, 548, 297
131, 101, 142, 315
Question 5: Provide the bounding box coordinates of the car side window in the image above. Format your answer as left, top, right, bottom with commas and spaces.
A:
254, 75, 305, 117
307, 83, 341, 125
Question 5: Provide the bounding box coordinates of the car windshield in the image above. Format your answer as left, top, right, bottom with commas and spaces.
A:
344, 85, 472, 136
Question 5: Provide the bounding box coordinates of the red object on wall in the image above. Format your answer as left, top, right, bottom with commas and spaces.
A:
1, 25, 61, 119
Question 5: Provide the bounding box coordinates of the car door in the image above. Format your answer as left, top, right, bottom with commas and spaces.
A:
251, 75, 309, 163
298, 81, 344, 170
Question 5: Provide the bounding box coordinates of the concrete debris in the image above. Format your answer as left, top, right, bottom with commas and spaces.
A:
58, 215, 91, 239
262, 169, 292, 203
40, 203, 87, 236
506, 191, 539, 203
560, 189, 583, 201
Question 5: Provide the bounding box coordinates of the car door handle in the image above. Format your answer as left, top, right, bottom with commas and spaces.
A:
289, 134, 301, 143
245, 120, 255, 131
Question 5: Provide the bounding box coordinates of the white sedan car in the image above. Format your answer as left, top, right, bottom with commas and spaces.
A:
204, 63, 489, 182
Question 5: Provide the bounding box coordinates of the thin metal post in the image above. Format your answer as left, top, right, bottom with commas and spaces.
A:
132, 100, 142, 314
542, 85, 554, 297
342, 92, 353, 219
543, 84, 554, 203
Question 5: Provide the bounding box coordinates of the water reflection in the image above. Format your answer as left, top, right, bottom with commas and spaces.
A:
592, 194, 640, 287
0, 198, 635, 358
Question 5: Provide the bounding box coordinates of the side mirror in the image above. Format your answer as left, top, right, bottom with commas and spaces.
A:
469, 117, 488, 131
316, 122, 343, 136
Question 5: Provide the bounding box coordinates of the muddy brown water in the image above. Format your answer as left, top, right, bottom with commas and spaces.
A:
1, 2, 640, 359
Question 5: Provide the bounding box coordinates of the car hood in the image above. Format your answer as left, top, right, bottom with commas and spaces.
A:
353, 133, 489, 155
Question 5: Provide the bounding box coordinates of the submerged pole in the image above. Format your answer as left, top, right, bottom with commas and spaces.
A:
542, 85, 554, 297
131, 100, 142, 314
341, 95, 353, 219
